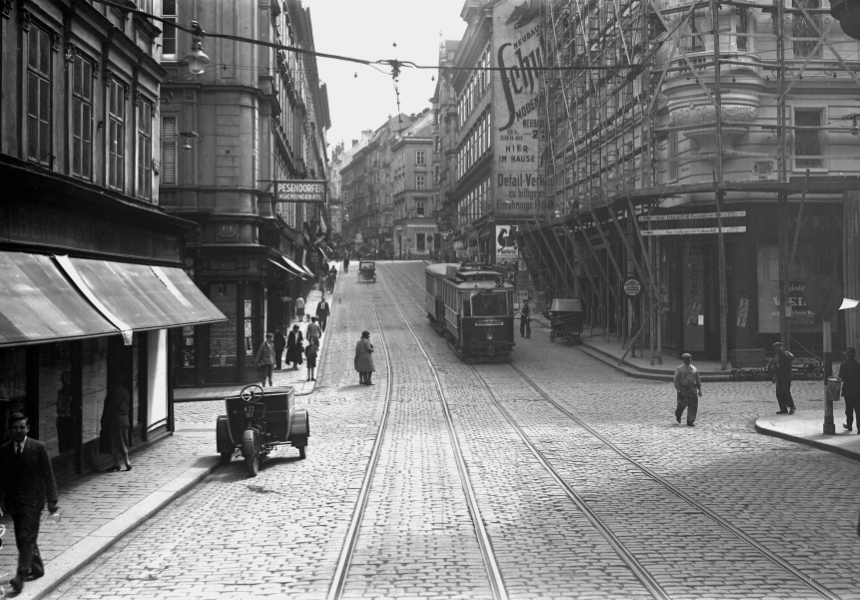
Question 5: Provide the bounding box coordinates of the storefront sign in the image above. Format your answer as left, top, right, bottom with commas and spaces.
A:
492, 0, 548, 218
624, 278, 642, 297
275, 180, 327, 203
496, 225, 519, 263
641, 227, 746, 236
687, 301, 702, 326
639, 211, 746, 221
737, 298, 749, 327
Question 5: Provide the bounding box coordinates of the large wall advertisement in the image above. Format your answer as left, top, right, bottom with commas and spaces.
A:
492, 0, 550, 219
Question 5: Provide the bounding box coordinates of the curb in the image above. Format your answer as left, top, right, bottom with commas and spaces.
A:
25, 456, 221, 600
754, 422, 860, 463
579, 342, 730, 383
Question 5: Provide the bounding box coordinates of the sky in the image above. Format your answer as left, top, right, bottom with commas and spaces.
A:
302, 0, 468, 155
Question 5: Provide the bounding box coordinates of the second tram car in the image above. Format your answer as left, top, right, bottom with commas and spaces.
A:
424, 263, 516, 361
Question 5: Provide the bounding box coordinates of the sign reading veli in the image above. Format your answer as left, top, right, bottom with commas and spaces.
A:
492, 0, 549, 219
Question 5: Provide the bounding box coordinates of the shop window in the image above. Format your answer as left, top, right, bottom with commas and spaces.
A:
244, 298, 254, 357
209, 283, 238, 367
38, 342, 74, 458
417, 233, 426, 252
0, 348, 27, 445
181, 325, 196, 368
81, 337, 108, 445
27, 24, 52, 166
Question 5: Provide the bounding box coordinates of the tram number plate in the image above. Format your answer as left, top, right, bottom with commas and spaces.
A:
476, 319, 503, 326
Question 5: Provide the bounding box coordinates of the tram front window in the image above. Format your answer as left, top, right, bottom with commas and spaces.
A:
471, 292, 507, 317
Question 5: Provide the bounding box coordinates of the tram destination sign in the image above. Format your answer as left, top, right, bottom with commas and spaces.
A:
275, 180, 327, 203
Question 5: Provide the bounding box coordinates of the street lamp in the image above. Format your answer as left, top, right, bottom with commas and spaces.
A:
185, 22, 210, 75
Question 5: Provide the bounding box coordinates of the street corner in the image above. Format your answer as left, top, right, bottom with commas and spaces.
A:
756, 409, 860, 461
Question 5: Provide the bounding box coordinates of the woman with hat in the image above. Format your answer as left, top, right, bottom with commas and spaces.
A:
287, 325, 304, 370
354, 330, 375, 385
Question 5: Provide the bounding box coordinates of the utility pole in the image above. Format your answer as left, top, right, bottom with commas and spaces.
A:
776, 0, 791, 350
712, 0, 728, 370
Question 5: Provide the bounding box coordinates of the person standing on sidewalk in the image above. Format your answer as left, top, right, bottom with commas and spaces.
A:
295, 295, 306, 322
287, 325, 304, 370
317, 297, 331, 332
519, 299, 532, 339
0, 412, 59, 594
255, 333, 276, 386
839, 347, 860, 432
306, 317, 322, 347
100, 374, 132, 472
305, 340, 318, 381
674, 353, 702, 426
771, 342, 796, 415
273, 329, 286, 371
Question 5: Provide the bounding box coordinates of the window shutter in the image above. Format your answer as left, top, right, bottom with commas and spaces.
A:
162, 117, 176, 184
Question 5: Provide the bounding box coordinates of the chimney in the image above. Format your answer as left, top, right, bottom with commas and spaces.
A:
352, 139, 358, 147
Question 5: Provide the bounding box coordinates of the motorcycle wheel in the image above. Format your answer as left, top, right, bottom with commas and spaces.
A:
245, 452, 259, 477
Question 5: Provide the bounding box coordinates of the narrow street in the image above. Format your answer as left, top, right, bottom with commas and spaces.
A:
44, 262, 860, 600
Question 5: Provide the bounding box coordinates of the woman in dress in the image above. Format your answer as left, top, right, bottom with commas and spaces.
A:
354, 330, 375, 385
287, 325, 304, 370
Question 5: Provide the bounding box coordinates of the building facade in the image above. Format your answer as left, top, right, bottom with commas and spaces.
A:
0, 0, 224, 479
159, 0, 329, 386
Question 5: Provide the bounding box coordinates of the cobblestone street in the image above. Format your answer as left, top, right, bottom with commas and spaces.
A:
42, 261, 860, 600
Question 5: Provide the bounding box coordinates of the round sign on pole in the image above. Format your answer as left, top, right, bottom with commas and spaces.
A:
624, 278, 642, 298
803, 275, 843, 320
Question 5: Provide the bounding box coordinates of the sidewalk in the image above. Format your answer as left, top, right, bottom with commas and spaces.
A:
530, 314, 860, 463
3, 271, 343, 599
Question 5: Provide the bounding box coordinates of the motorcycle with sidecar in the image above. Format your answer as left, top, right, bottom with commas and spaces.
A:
216, 384, 310, 476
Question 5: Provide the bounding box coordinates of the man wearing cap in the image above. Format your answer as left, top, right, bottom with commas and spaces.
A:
674, 353, 702, 426
838, 347, 860, 432
771, 342, 796, 415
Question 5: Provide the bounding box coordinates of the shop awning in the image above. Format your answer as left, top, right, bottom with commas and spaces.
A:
55, 257, 226, 344
282, 256, 310, 279
0, 252, 118, 347
268, 258, 292, 274
299, 263, 315, 278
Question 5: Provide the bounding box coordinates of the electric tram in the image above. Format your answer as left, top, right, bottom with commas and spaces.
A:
424, 263, 516, 361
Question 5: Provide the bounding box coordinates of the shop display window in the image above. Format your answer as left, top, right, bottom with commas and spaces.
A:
38, 342, 73, 457
181, 325, 195, 368
209, 283, 238, 367
0, 348, 27, 444
81, 337, 108, 444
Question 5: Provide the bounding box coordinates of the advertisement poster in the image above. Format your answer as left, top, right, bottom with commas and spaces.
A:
496, 225, 519, 265
492, 0, 549, 219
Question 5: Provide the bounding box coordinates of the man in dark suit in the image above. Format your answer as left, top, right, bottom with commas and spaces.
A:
0, 412, 59, 593
316, 298, 331, 332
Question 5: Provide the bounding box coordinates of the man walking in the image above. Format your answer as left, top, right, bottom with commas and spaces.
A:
839, 347, 860, 432
316, 297, 331, 332
0, 413, 59, 593
519, 299, 532, 339
772, 342, 796, 415
674, 353, 702, 426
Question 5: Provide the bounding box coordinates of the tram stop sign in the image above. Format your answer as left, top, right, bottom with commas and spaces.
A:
624, 278, 642, 298
802, 275, 844, 321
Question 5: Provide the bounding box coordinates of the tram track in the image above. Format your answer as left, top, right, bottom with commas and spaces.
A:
327, 277, 508, 600
388, 262, 841, 600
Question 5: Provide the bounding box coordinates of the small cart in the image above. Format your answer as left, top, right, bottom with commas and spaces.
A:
548, 298, 584, 346
216, 385, 309, 476
358, 261, 376, 283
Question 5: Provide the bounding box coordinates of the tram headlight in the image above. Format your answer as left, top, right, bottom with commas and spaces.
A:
485, 328, 494, 341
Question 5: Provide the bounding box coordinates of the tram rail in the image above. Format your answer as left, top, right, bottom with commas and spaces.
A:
389, 262, 841, 600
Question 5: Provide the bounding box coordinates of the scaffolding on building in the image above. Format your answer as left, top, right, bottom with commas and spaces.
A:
524, 0, 860, 367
